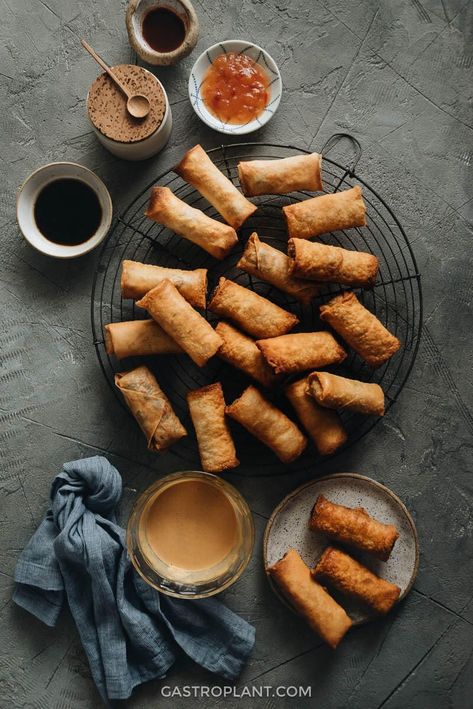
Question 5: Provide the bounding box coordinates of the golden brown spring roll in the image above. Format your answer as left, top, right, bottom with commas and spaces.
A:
115, 366, 186, 451
267, 548, 352, 648
310, 495, 399, 561
313, 547, 401, 615
288, 238, 379, 288
136, 280, 223, 367
238, 153, 323, 196
145, 186, 238, 260
105, 320, 182, 359
187, 383, 239, 473
320, 291, 401, 368
215, 322, 279, 388
208, 277, 299, 339
283, 185, 367, 239
306, 372, 385, 415
121, 260, 207, 308
256, 332, 347, 375
226, 385, 307, 463
237, 233, 320, 304
174, 144, 256, 229
285, 378, 347, 456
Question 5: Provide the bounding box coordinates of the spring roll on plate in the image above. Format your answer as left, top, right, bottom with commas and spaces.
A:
208, 277, 299, 339
145, 186, 238, 260
121, 260, 207, 308
105, 319, 182, 359
215, 322, 279, 388
313, 547, 401, 615
283, 185, 367, 240
285, 378, 347, 456
115, 365, 186, 451
267, 548, 352, 648
320, 291, 401, 368
237, 152, 322, 196
137, 280, 223, 367
237, 233, 320, 305
257, 331, 347, 375
306, 371, 385, 415
226, 385, 307, 463
187, 383, 239, 473
174, 144, 256, 229
288, 238, 379, 288
310, 495, 399, 561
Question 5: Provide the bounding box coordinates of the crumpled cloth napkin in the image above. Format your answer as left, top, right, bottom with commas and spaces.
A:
13, 457, 255, 704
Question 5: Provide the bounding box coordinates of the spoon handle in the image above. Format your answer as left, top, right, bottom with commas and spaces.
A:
81, 39, 130, 99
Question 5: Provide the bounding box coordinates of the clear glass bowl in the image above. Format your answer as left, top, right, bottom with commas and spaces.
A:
127, 471, 255, 598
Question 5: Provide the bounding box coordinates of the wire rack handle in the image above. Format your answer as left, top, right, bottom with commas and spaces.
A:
321, 133, 362, 178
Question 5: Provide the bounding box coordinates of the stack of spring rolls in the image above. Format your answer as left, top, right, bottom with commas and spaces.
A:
267, 495, 401, 648
104, 144, 401, 471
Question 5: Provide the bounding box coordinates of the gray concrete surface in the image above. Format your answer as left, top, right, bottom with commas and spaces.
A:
1, 0, 472, 707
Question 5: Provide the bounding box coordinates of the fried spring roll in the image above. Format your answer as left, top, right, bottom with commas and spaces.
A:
145, 186, 238, 260
313, 547, 401, 615
215, 322, 279, 388
121, 260, 207, 308
237, 233, 320, 304
187, 383, 239, 473
136, 280, 223, 367
208, 277, 298, 339
115, 366, 186, 451
288, 238, 378, 288
256, 332, 347, 375
267, 549, 352, 648
105, 320, 182, 359
310, 495, 399, 561
174, 144, 256, 229
320, 291, 401, 368
283, 185, 367, 239
237, 153, 323, 196
226, 385, 307, 463
285, 378, 347, 456
306, 372, 385, 415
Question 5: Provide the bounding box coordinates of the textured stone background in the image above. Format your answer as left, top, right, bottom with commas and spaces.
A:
1, 0, 472, 707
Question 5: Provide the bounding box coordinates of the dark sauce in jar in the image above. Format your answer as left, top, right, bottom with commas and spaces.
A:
142, 7, 186, 53
34, 179, 102, 246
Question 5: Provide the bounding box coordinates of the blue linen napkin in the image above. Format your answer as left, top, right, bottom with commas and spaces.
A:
13, 457, 255, 703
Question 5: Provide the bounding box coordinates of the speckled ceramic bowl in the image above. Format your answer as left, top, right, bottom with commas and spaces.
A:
264, 473, 419, 626
189, 40, 282, 135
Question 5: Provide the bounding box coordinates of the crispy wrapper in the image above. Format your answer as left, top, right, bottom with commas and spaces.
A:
310, 495, 399, 561
256, 331, 347, 375
121, 260, 207, 308
306, 371, 385, 415
320, 291, 401, 368
215, 322, 279, 388
115, 366, 186, 452
105, 319, 182, 359
237, 153, 322, 196
267, 548, 352, 648
237, 233, 319, 304
187, 383, 239, 473
136, 280, 223, 367
145, 186, 238, 260
226, 385, 307, 463
313, 547, 401, 615
283, 185, 367, 239
175, 144, 256, 229
288, 238, 378, 288
285, 378, 347, 455
208, 277, 299, 339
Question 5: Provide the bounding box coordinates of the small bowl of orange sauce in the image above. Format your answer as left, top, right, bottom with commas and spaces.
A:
189, 40, 282, 135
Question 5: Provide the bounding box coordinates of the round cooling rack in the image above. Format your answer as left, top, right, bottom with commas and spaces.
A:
91, 134, 422, 476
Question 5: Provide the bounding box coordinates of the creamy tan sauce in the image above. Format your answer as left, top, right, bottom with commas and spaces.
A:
143, 479, 238, 571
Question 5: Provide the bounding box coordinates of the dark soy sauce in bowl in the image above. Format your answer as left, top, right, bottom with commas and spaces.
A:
34, 178, 102, 246
142, 7, 186, 53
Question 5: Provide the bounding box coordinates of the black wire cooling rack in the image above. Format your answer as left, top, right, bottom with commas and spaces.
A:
91, 134, 422, 476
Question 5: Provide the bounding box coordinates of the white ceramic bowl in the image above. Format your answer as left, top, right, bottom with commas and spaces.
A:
189, 40, 282, 135
17, 163, 113, 259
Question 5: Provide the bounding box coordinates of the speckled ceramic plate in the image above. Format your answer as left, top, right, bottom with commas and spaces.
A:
263, 473, 419, 626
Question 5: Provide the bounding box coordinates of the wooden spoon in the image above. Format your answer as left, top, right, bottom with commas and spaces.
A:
81, 39, 150, 119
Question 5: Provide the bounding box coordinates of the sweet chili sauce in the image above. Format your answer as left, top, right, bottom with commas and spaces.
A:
142, 7, 186, 53
201, 52, 270, 125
